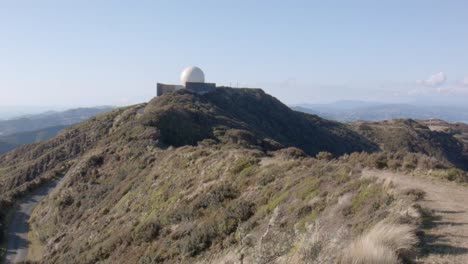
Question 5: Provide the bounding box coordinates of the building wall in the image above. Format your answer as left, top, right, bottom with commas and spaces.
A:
185, 82, 216, 95
157, 83, 184, 96
157, 82, 217, 96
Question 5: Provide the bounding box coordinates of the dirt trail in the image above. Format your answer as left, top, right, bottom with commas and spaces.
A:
3, 181, 58, 264
363, 170, 468, 264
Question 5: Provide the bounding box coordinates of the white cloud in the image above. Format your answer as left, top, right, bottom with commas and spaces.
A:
417, 72, 447, 87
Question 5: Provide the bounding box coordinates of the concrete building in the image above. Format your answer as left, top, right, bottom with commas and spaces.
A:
157, 66, 216, 96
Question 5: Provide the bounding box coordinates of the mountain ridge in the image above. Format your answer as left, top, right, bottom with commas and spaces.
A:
0, 107, 114, 136
0, 88, 467, 263
0, 125, 69, 155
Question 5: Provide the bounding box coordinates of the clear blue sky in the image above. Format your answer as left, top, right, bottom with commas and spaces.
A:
1, 0, 468, 107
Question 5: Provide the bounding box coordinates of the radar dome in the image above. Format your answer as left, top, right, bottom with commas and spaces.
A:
180, 66, 205, 86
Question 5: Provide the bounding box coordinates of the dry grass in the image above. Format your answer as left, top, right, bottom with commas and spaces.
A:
402, 188, 426, 201
26, 228, 43, 262
340, 220, 418, 264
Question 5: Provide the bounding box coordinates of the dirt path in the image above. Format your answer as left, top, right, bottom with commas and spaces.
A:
363, 170, 468, 264
3, 181, 57, 264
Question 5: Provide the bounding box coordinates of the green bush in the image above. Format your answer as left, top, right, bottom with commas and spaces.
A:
446, 168, 464, 181
193, 184, 239, 210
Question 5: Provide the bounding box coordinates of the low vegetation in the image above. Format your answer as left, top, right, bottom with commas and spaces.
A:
351, 119, 468, 170
340, 220, 418, 264
1, 88, 465, 263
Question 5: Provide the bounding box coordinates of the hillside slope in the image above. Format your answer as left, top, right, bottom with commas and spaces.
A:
0, 88, 466, 263
142, 88, 378, 155
0, 125, 69, 155
351, 119, 468, 170
0, 88, 382, 263
0, 88, 376, 206
420, 119, 468, 148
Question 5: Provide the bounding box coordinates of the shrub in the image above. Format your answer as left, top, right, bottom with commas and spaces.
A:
231, 157, 259, 175
402, 188, 426, 201
340, 221, 417, 264
193, 184, 239, 210
176, 200, 254, 257
316, 151, 333, 161
87, 155, 104, 167
403, 154, 417, 170
351, 184, 383, 213
274, 147, 306, 159
446, 168, 464, 182
227, 200, 255, 222
374, 156, 388, 169
135, 219, 162, 242
258, 174, 275, 186
57, 194, 74, 208
180, 224, 217, 257
223, 129, 257, 146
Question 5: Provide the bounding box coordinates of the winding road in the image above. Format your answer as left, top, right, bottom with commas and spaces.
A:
3, 182, 57, 264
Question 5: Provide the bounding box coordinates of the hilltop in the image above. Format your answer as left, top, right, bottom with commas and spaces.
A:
141, 88, 377, 154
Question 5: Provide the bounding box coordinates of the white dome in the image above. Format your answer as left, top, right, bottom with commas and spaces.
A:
180, 66, 205, 86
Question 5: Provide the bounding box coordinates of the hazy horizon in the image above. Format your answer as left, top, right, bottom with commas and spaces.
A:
1, 1, 468, 106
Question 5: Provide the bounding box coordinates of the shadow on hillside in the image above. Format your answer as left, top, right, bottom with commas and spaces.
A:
420, 209, 468, 256
434, 210, 466, 214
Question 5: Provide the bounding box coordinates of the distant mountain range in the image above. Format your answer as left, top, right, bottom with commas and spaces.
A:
0, 107, 113, 136
0, 106, 67, 120
293, 101, 468, 123
0, 125, 69, 154
0, 107, 113, 154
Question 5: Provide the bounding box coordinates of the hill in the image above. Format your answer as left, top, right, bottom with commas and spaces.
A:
141, 88, 378, 155
0, 107, 113, 136
420, 119, 468, 147
350, 119, 468, 170
0, 88, 467, 263
0, 88, 381, 263
0, 88, 377, 202
0, 125, 69, 155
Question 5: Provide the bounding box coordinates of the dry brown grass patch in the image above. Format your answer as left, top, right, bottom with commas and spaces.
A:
340, 220, 418, 264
